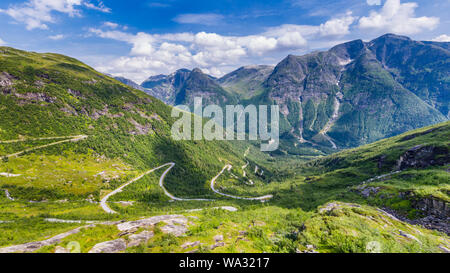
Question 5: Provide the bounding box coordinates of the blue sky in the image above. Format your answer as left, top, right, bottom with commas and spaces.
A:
0, 0, 449, 83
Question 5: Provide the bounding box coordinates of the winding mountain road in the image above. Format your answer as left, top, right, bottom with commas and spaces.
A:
100, 162, 215, 214
1, 135, 272, 212
102, 161, 273, 214
100, 163, 176, 214
210, 164, 273, 201
158, 163, 214, 202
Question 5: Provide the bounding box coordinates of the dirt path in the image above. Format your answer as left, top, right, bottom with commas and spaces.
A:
2, 135, 88, 158
4, 189, 14, 201
361, 171, 402, 185
0, 135, 85, 144
242, 161, 249, 177
0, 173, 21, 177
44, 218, 98, 224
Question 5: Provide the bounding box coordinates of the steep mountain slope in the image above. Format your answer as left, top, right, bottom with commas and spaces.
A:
262, 34, 447, 151
140, 69, 191, 105
328, 40, 445, 147
218, 65, 274, 99
174, 68, 237, 107
422, 41, 450, 51
368, 34, 450, 118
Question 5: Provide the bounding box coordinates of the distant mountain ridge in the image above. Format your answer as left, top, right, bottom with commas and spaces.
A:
113, 76, 144, 91
116, 34, 449, 154
140, 68, 191, 105
218, 65, 274, 100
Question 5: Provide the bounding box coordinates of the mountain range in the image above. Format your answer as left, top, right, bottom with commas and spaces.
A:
116, 34, 449, 155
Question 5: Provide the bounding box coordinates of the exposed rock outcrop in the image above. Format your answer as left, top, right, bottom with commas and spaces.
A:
117, 215, 188, 233
54, 246, 71, 253
128, 118, 152, 135
0, 224, 95, 253
181, 241, 201, 249
0, 72, 16, 94
14, 92, 56, 103
210, 242, 225, 250
213, 235, 224, 242
160, 224, 188, 237
127, 231, 154, 248
396, 145, 449, 170
67, 88, 83, 98
406, 195, 450, 219
88, 239, 127, 253
319, 202, 360, 213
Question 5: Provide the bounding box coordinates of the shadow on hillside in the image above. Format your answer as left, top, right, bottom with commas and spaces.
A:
269, 169, 368, 212
152, 137, 218, 199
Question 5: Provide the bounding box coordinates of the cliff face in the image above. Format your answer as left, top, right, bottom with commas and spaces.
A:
140, 69, 191, 105
141, 68, 235, 108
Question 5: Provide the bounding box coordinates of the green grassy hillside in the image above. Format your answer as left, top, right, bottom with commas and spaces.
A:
0, 46, 248, 201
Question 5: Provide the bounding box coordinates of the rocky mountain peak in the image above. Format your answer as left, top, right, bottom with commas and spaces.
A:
191, 68, 203, 74
330, 39, 366, 61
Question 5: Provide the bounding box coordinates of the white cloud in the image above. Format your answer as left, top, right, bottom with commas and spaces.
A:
263, 12, 356, 40
129, 33, 157, 56
246, 35, 279, 52
173, 13, 224, 25
83, 1, 110, 13
263, 24, 317, 38
48, 34, 64, 40
359, 0, 439, 35
319, 11, 356, 36
102, 21, 119, 29
88, 28, 135, 41
367, 0, 381, 5
0, 0, 110, 30
89, 13, 359, 82
0, 38, 6, 46
432, 34, 450, 42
